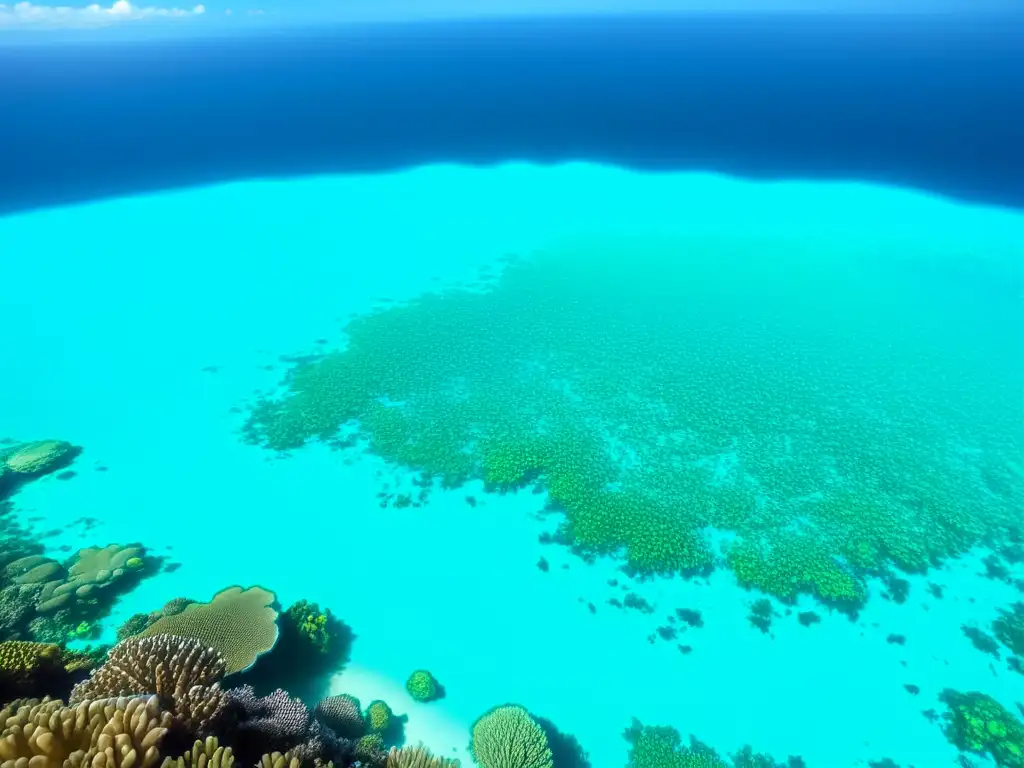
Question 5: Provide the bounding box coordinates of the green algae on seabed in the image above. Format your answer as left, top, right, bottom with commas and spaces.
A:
243, 224, 1023, 610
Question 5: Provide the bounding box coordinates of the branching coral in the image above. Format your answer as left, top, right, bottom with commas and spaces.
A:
69, 634, 228, 733
0, 695, 173, 768
387, 745, 460, 768
222, 685, 310, 757
140, 586, 279, 675
469, 705, 553, 768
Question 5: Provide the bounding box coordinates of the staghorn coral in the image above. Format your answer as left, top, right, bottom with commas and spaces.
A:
161, 737, 235, 768
313, 695, 365, 740
0, 694, 172, 768
470, 706, 553, 768
70, 634, 228, 733
405, 671, 441, 703
140, 586, 278, 675
386, 745, 460, 768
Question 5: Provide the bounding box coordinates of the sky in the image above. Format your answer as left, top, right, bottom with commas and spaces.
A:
1, 0, 1021, 36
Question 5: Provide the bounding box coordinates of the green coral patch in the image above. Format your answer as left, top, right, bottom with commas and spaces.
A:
244, 237, 1024, 607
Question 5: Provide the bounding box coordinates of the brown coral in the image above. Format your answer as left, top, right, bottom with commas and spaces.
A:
140, 586, 279, 675
161, 737, 235, 768
386, 745, 461, 768
1, 440, 77, 476
70, 635, 228, 733
0, 641, 71, 700
0, 694, 172, 768
5, 546, 151, 617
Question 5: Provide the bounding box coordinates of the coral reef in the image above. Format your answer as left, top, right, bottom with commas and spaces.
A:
3, 544, 154, 632
140, 586, 279, 674
249, 599, 353, 698
314, 694, 366, 740
163, 736, 236, 768
367, 700, 393, 734
0, 440, 80, 483
0, 694, 173, 768
118, 597, 198, 643
469, 705, 553, 768
623, 719, 797, 768
940, 689, 1024, 767
69, 634, 228, 732
284, 600, 333, 655
386, 744, 460, 768
0, 640, 94, 702
405, 671, 441, 703
242, 246, 1023, 608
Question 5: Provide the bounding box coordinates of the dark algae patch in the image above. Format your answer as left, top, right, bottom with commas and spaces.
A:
963, 625, 1002, 658
243, 240, 1023, 609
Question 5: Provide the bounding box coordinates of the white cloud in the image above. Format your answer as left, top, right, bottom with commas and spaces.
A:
0, 0, 206, 27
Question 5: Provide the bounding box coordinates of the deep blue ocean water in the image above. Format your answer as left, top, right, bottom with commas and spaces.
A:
2, 12, 1023, 214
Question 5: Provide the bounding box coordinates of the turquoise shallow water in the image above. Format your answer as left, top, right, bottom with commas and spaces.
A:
1, 164, 1023, 767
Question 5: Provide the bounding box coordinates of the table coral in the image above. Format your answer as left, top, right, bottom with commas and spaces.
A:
0, 440, 78, 477
140, 585, 279, 674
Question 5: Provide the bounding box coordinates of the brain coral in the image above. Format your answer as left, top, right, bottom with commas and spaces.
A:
470, 705, 553, 768
140, 585, 279, 674
0, 695, 172, 768
70, 634, 228, 732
